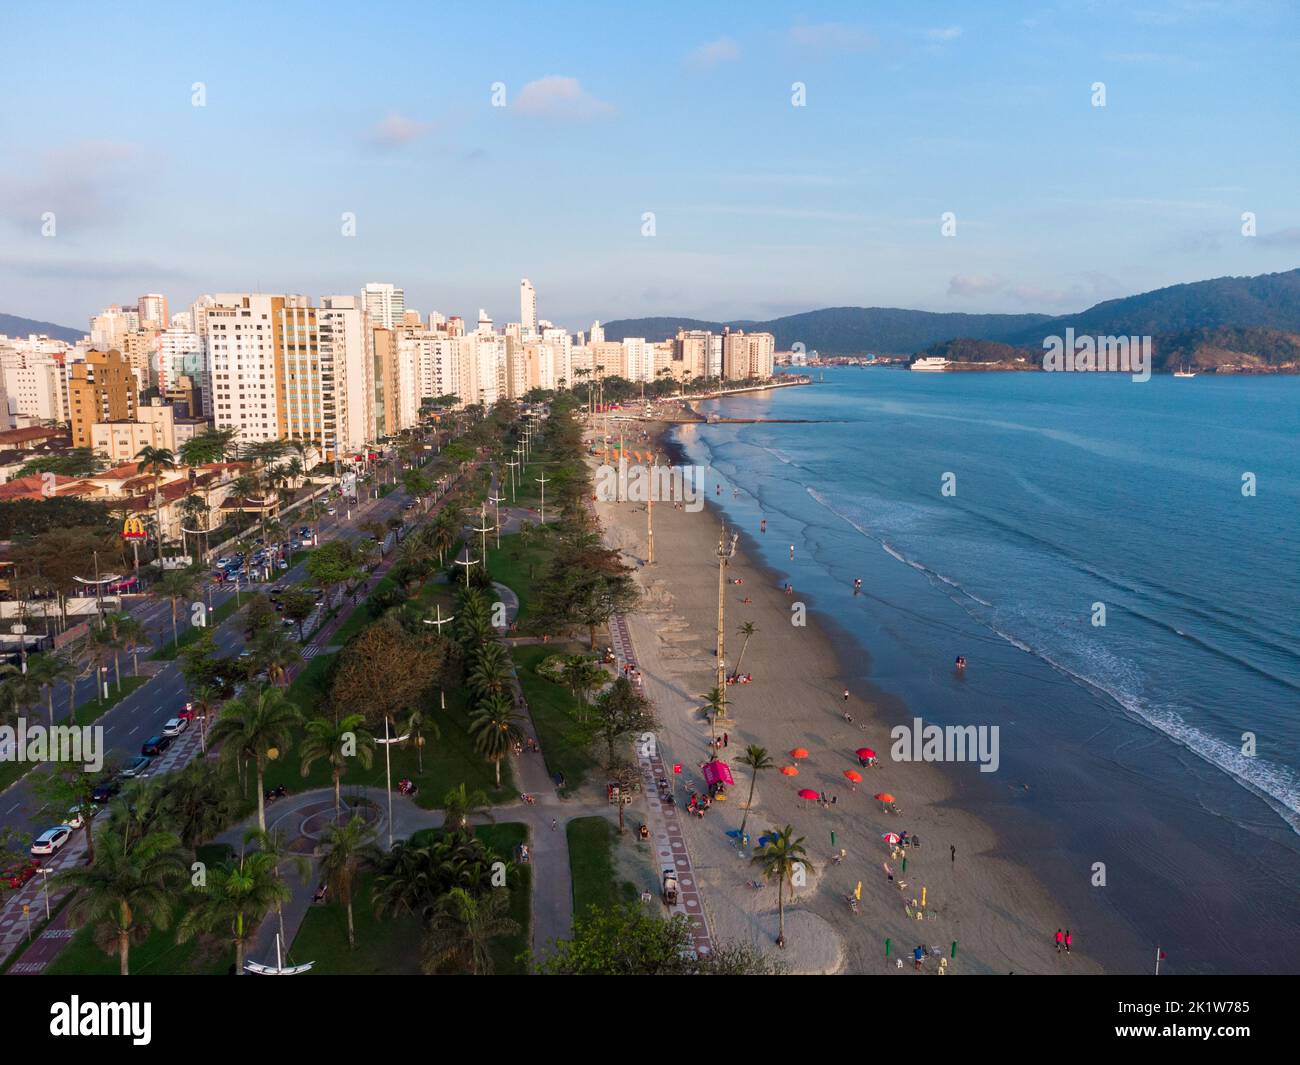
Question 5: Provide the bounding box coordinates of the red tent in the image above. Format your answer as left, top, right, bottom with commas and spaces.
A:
702, 761, 734, 787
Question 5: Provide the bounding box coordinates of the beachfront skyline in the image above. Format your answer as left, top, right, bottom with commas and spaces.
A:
2, 1, 1298, 330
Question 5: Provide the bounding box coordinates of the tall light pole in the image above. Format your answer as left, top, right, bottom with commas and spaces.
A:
471, 505, 494, 568
505, 459, 519, 502
453, 545, 478, 588
535, 472, 551, 524
422, 604, 455, 711
375, 716, 410, 850
489, 491, 505, 548
715, 526, 738, 693
647, 450, 656, 565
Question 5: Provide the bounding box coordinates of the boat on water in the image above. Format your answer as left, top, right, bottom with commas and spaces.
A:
910, 357, 949, 372
1173, 365, 1197, 378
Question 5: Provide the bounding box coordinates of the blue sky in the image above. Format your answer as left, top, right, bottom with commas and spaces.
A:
1, 0, 1297, 330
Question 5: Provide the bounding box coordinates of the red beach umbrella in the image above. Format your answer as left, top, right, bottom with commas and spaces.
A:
790, 748, 809, 761
797, 788, 819, 801
874, 793, 895, 803
882, 832, 901, 845
856, 748, 876, 759
843, 770, 863, 783
780, 766, 799, 777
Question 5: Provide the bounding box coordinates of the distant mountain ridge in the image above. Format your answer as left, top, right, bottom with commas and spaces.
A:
604, 268, 1300, 356
0, 313, 84, 344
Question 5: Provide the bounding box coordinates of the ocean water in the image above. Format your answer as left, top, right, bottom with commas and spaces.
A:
672, 368, 1300, 971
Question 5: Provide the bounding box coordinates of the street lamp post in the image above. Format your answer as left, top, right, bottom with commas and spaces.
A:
422, 605, 455, 711
505, 459, 519, 502
471, 505, 494, 568
453, 546, 478, 588
535, 473, 550, 524
489, 492, 505, 549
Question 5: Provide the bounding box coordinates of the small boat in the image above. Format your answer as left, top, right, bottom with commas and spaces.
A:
910, 357, 949, 372
1173, 364, 1197, 378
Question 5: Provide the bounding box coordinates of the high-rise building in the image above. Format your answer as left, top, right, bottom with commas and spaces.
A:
204, 294, 287, 445
68, 348, 136, 448
722, 330, 776, 380
137, 293, 169, 330
589, 320, 605, 343
520, 278, 538, 336
360, 282, 405, 330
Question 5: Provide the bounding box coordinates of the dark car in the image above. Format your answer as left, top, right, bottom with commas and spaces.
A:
90, 779, 121, 804
1, 862, 38, 889
141, 734, 172, 757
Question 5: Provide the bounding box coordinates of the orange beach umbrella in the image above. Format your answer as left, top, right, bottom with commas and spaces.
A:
790, 748, 809, 761
843, 770, 863, 783
780, 766, 799, 777
874, 793, 895, 803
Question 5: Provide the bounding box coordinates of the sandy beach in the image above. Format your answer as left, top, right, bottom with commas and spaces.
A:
589, 423, 1103, 975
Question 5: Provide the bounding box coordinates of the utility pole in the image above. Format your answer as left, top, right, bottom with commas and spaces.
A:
489, 491, 505, 549
647, 451, 656, 564
505, 459, 519, 502
535, 472, 551, 523
422, 604, 455, 711
715, 526, 738, 693
472, 505, 494, 568
453, 545, 478, 588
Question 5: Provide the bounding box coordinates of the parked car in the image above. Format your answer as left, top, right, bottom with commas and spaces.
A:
1, 862, 38, 889
161, 717, 187, 737
63, 807, 86, 830
120, 754, 152, 777
30, 826, 73, 857
178, 702, 199, 722
141, 735, 172, 757
90, 779, 121, 804
277, 560, 289, 570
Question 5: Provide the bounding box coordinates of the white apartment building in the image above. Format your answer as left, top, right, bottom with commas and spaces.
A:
622, 337, 654, 383
156, 329, 203, 397
360, 282, 405, 329
205, 293, 290, 445
520, 278, 538, 337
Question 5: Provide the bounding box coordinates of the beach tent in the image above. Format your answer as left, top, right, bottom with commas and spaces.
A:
702, 761, 734, 786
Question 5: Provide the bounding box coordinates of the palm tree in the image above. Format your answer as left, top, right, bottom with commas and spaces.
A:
248, 627, 300, 687
468, 694, 524, 787
110, 612, 148, 676
317, 815, 381, 949
467, 641, 513, 703
404, 705, 440, 774
135, 445, 177, 560
442, 782, 493, 834
151, 568, 199, 647
731, 621, 757, 680
26, 653, 74, 730
751, 825, 814, 949
244, 826, 311, 953
560, 655, 606, 723
736, 745, 773, 846
421, 887, 517, 975
700, 686, 729, 747
209, 686, 301, 832
87, 622, 124, 693
57, 829, 188, 975
430, 511, 457, 565
177, 848, 290, 975
299, 713, 375, 819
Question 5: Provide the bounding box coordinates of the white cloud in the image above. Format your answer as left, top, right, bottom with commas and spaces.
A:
789, 22, 877, 52
948, 274, 1005, 297
926, 26, 963, 41
515, 76, 615, 120
685, 37, 741, 69
366, 112, 433, 148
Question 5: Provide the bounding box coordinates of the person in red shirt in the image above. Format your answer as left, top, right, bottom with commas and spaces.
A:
1055, 929, 1064, 953
1064, 930, 1073, 954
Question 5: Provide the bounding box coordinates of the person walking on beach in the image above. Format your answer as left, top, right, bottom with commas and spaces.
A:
1055, 929, 1064, 953
842, 687, 850, 704
789, 544, 795, 560
1064, 930, 1073, 954
723, 732, 729, 748
950, 844, 956, 864
760, 519, 766, 534
551, 818, 558, 832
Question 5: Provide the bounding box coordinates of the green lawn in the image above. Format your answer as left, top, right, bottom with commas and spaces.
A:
511, 643, 599, 794
567, 815, 638, 915
293, 822, 530, 975
486, 534, 553, 628
44, 901, 231, 976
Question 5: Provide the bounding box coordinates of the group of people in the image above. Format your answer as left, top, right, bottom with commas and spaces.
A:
397, 778, 417, 796
686, 790, 714, 818
725, 672, 753, 685
1054, 929, 1074, 954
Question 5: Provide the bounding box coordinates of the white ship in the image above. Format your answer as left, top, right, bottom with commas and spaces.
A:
1173, 365, 1197, 378
910, 357, 949, 372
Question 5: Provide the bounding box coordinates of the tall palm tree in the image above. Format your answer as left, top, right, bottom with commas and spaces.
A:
700, 686, 729, 747
88, 623, 124, 692
751, 825, 814, 949
468, 694, 524, 788
244, 826, 311, 954
209, 686, 302, 832
177, 848, 290, 975
731, 621, 757, 680
26, 653, 74, 730
135, 445, 177, 560
187, 682, 220, 753
248, 627, 301, 687
151, 568, 199, 647
442, 782, 493, 834
299, 713, 375, 819
405, 705, 440, 774
109, 612, 148, 676
467, 641, 513, 703
421, 887, 517, 975
736, 745, 773, 846
317, 815, 382, 950
57, 829, 188, 975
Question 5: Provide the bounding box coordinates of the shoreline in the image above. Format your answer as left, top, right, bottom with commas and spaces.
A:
590, 420, 1105, 975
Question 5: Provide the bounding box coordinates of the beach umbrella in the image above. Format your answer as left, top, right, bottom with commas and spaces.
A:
780, 766, 799, 777
856, 748, 876, 759
797, 788, 819, 801
874, 793, 895, 803
790, 747, 809, 761
844, 769, 863, 783
882, 832, 900, 845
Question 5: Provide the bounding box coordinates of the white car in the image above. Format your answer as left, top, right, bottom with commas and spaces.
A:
63, 808, 85, 830
161, 717, 187, 737
30, 826, 73, 857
